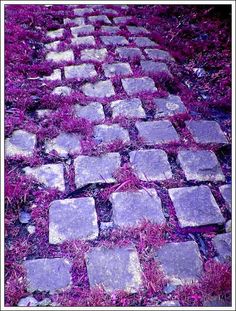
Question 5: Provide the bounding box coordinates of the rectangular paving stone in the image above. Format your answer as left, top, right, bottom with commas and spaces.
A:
136, 120, 180, 145
46, 28, 64, 39
46, 50, 75, 63
71, 36, 96, 46
43, 69, 61, 81
52, 86, 72, 96
111, 98, 146, 119
74, 8, 94, 16
100, 35, 129, 46
74, 153, 121, 188
102, 8, 119, 15
5, 130, 36, 157
49, 197, 98, 244
145, 48, 174, 61
74, 102, 105, 123
141, 60, 172, 77
177, 150, 225, 182
212, 233, 231, 263
154, 94, 187, 117
93, 124, 130, 144
85, 246, 142, 293
113, 16, 133, 25
71, 25, 94, 36
23, 258, 71, 293
129, 149, 172, 181
103, 62, 132, 78
64, 17, 85, 25
110, 189, 166, 227
81, 80, 115, 98
115, 47, 143, 60
155, 241, 203, 285
45, 40, 60, 51
101, 25, 120, 34
64, 64, 97, 80
88, 15, 111, 24
168, 185, 225, 228
185, 120, 228, 144
80, 48, 107, 62
131, 37, 157, 47
127, 26, 149, 34
122, 77, 157, 95
219, 184, 232, 211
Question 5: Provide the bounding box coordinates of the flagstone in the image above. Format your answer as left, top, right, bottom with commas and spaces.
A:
212, 233, 231, 263
122, 77, 157, 95
80, 48, 107, 62
5, 130, 36, 157
219, 184, 232, 211
71, 25, 94, 36
64, 17, 85, 25
115, 47, 143, 60
154, 94, 187, 117
88, 15, 111, 24
131, 37, 157, 47
74, 102, 105, 122
110, 98, 146, 119
64, 64, 97, 80
46, 28, 64, 39
141, 60, 172, 76
46, 50, 75, 63
81, 80, 115, 98
103, 62, 132, 78
127, 26, 149, 34
100, 36, 129, 46
93, 124, 130, 144
101, 25, 120, 34
71, 36, 96, 46
145, 48, 174, 61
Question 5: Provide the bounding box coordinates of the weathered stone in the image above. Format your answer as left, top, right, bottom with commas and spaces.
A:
212, 233, 231, 263
102, 8, 118, 15
85, 246, 142, 293
71, 36, 96, 46
145, 48, 174, 61
64, 64, 97, 80
43, 69, 61, 81
23, 258, 71, 293
127, 26, 149, 34
115, 47, 143, 60
136, 120, 180, 145
88, 15, 111, 24
45, 40, 60, 51
74, 102, 105, 122
101, 25, 120, 34
81, 80, 115, 98
74, 8, 94, 16
168, 185, 225, 228
100, 222, 114, 230
110, 189, 165, 227
49, 197, 98, 244
154, 94, 187, 117
122, 77, 157, 95
225, 220, 231, 232
45, 132, 81, 157
37, 298, 52, 306
64, 17, 85, 25
155, 241, 203, 285
160, 301, 181, 307
23, 164, 65, 192
5, 130, 36, 157
186, 120, 228, 144
19, 211, 31, 224
111, 98, 146, 119
46, 28, 64, 39
129, 149, 172, 181
131, 37, 157, 47
27, 225, 36, 235
80, 48, 107, 62
74, 153, 121, 188
52, 86, 72, 96
141, 60, 172, 76
36, 109, 52, 118
113, 16, 133, 25
71, 25, 94, 36
100, 36, 129, 46
103, 62, 132, 78
93, 124, 130, 144
18, 296, 38, 307
177, 150, 225, 182
46, 50, 74, 63
219, 184, 232, 211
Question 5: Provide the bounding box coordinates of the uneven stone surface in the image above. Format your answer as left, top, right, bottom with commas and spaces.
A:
46, 50, 74, 63
85, 246, 142, 293
113, 16, 133, 25
46, 28, 64, 39
74, 102, 105, 122
122, 77, 157, 95
80, 48, 107, 62
103, 62, 132, 78
36, 109, 52, 118
101, 25, 120, 34
115, 47, 143, 60
49, 197, 98, 244
71, 25, 94, 36
43, 68, 61, 81
64, 17, 85, 25
64, 64, 97, 80
168, 185, 225, 228
71, 36, 96, 46
129, 149, 172, 181
154, 94, 187, 117
17, 296, 38, 307
100, 35, 129, 46
81, 80, 115, 98
5, 130, 36, 157
74, 8, 94, 16
45, 40, 60, 51
219, 184, 232, 211
88, 15, 111, 24
93, 124, 130, 144
127, 26, 149, 34
212, 233, 231, 263
145, 48, 174, 61
141, 60, 172, 76
52, 86, 72, 96
110, 98, 146, 119
131, 37, 157, 47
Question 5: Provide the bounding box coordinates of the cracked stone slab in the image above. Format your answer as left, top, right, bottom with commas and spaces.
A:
71, 36, 96, 46
46, 50, 74, 63
45, 132, 82, 157
49, 197, 98, 244
64, 17, 85, 25
71, 25, 94, 36
93, 124, 130, 144
103, 62, 132, 78
74, 8, 94, 16
81, 80, 115, 98
74, 153, 121, 188
64, 64, 97, 80
23, 258, 71, 293
100, 36, 129, 46
45, 40, 60, 51
85, 246, 142, 293
5, 130, 36, 157
23, 164, 65, 192
101, 25, 120, 34
185, 120, 228, 144
145, 48, 174, 61
111, 98, 146, 119
74, 102, 105, 123
131, 37, 157, 47
115, 47, 143, 60
219, 184, 232, 211
52, 86, 72, 96
80, 48, 107, 62
212, 233, 231, 263
88, 15, 111, 24
43, 69, 61, 81
110, 189, 166, 227
168, 185, 225, 228
127, 26, 149, 34
141, 60, 172, 77
177, 150, 225, 182
155, 241, 203, 285
122, 77, 157, 95
129, 149, 172, 181
46, 28, 64, 39
113, 16, 133, 25
136, 120, 180, 145
154, 94, 187, 117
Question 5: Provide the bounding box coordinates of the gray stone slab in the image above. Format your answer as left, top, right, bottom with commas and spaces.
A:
46, 50, 75, 63
49, 197, 98, 244
131, 37, 157, 47
129, 149, 172, 181
46, 28, 64, 39
219, 184, 232, 211
18, 296, 38, 307
101, 25, 120, 34
102, 8, 119, 15
100, 36, 129, 46
154, 94, 187, 117
103, 62, 132, 78
177, 150, 225, 182
127, 26, 149, 34
5, 130, 36, 157
85, 246, 142, 293
74, 8, 94, 16
52, 86, 72, 96
80, 48, 107, 62
168, 185, 225, 228
136, 120, 180, 145
113, 16, 133, 25
111, 98, 146, 119
122, 77, 157, 95
93, 124, 130, 144
23, 164, 65, 192
43, 69, 61, 81
141, 60, 172, 76
71, 25, 94, 36
74, 102, 105, 122
74, 153, 121, 188
145, 48, 174, 61
110, 189, 166, 227
155, 241, 203, 285
45, 40, 60, 51
160, 301, 181, 307
185, 120, 228, 144
71, 36, 96, 46
88, 15, 111, 24
64, 17, 85, 25
64, 64, 97, 80
23, 258, 71, 293
212, 233, 231, 263
81, 80, 115, 98
115, 47, 143, 60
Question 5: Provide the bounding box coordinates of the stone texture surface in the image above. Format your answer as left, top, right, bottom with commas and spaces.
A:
17, 296, 38, 307
168, 185, 225, 228
111, 98, 146, 119
71, 36, 96, 46
74, 102, 105, 122
115, 47, 143, 60
212, 233, 231, 263
154, 94, 187, 117
85, 246, 142, 293
46, 50, 74, 63
52, 86, 72, 96
49, 197, 98, 244
46, 28, 64, 39
101, 25, 120, 34
80, 48, 107, 62
141, 60, 172, 76
64, 17, 85, 25
71, 25, 94, 36
160, 301, 181, 307
64, 64, 97, 80
145, 48, 174, 61
100, 35, 129, 46
88, 15, 111, 24
129, 149, 172, 181
74, 8, 94, 16
127, 26, 149, 34
82, 80, 115, 98
122, 77, 157, 95
131, 37, 157, 47
219, 184, 232, 211
93, 124, 130, 144
43, 68, 61, 81
103, 62, 132, 78
45, 40, 60, 51
113, 16, 133, 25
5, 130, 36, 157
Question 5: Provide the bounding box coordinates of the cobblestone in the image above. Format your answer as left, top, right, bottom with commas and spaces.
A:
93, 124, 130, 144
110, 98, 146, 119
82, 80, 115, 98
74, 102, 105, 122
64, 64, 97, 80
103, 62, 132, 78
122, 77, 157, 95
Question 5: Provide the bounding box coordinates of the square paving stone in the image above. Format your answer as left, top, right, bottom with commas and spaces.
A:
113, 16, 133, 25
23, 164, 65, 192
101, 25, 120, 34
64, 64, 97, 80
219, 184, 232, 211
85, 246, 142, 293
81, 80, 115, 98
110, 189, 166, 227
129, 149, 172, 181
43, 69, 61, 81
115, 47, 143, 60
103, 62, 132, 78
145, 48, 174, 61
212, 233, 231, 263
45, 40, 60, 51
74, 153, 121, 188
74, 8, 94, 16
154, 94, 187, 117
185, 120, 228, 144
5, 130, 36, 157
110, 98, 146, 119
88, 15, 111, 24
141, 60, 172, 77
74, 102, 105, 122
127, 26, 149, 34
122, 77, 157, 95
131, 37, 157, 47
71, 25, 94, 36
168, 185, 225, 228
102, 8, 119, 15
52, 86, 72, 96
23, 258, 71, 293
155, 241, 203, 285
80, 48, 107, 62
46, 50, 75, 63
64, 17, 85, 25
93, 124, 130, 144
177, 150, 225, 182
49, 197, 98, 244
46, 28, 64, 39
71, 36, 96, 46
136, 120, 180, 145
100, 36, 129, 46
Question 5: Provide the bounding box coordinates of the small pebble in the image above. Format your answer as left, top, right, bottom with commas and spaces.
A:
27, 225, 36, 234
19, 211, 31, 224
18, 296, 38, 307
